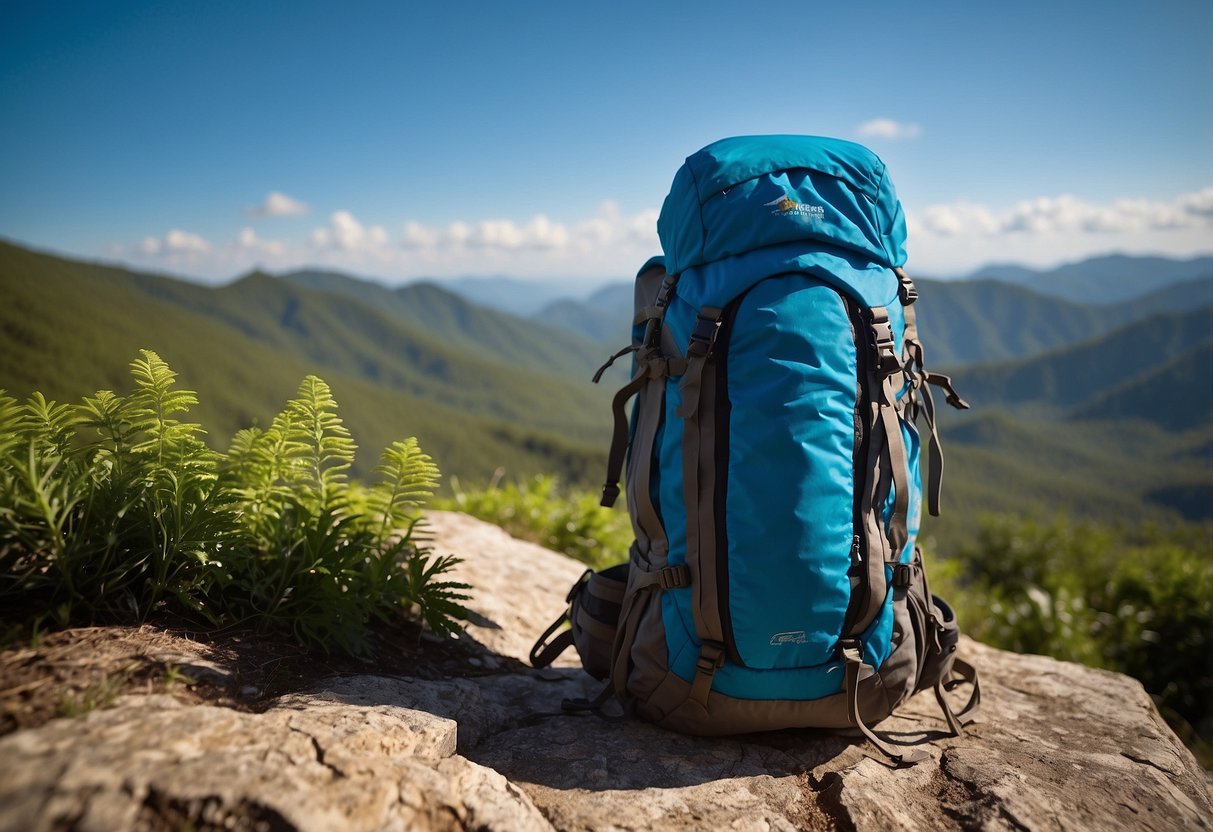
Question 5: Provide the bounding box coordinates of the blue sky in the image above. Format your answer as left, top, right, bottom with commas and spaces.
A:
2, 0, 1210, 284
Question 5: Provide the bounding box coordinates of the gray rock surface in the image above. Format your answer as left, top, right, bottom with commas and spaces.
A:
1, 509, 1209, 831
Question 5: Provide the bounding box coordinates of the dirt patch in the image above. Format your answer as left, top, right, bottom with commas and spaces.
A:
0, 618, 525, 736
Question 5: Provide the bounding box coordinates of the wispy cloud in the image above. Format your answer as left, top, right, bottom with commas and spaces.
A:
398, 203, 655, 255
911, 187, 1213, 237
138, 229, 212, 255
906, 187, 1213, 273
116, 188, 1213, 284
237, 227, 286, 257
856, 118, 922, 141
246, 191, 310, 217
309, 210, 389, 251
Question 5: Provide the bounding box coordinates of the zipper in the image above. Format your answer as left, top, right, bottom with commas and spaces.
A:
711, 293, 744, 665
841, 292, 874, 638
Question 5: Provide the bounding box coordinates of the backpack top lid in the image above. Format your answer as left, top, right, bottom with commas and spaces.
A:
658, 135, 907, 276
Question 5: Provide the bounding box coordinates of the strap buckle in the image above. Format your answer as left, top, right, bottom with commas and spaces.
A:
895, 268, 918, 305
838, 638, 865, 665
892, 563, 916, 588
686, 309, 723, 358
696, 641, 726, 673
658, 564, 690, 590
867, 308, 901, 377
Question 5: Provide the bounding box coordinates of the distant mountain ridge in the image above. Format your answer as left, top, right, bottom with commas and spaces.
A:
440, 275, 606, 317
526, 263, 1213, 368
280, 269, 605, 382
0, 239, 1208, 537
964, 253, 1213, 303
0, 241, 611, 487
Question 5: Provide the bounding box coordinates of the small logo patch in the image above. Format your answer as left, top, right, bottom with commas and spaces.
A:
764, 195, 825, 219
770, 630, 807, 646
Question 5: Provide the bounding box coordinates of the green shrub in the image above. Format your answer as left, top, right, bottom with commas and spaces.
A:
436, 473, 631, 570
934, 513, 1212, 765
0, 351, 469, 655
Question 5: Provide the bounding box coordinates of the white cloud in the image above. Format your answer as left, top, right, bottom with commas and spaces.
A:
914, 201, 1000, 237
311, 210, 389, 251
914, 189, 1213, 238
399, 202, 656, 257
906, 187, 1213, 274
237, 227, 286, 257
138, 229, 212, 256
856, 118, 922, 141
246, 191, 310, 217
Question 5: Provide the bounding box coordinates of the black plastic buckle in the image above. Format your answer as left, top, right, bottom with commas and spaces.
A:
892, 563, 915, 589
656, 275, 678, 309
686, 312, 722, 358
867, 310, 901, 377
896, 269, 918, 305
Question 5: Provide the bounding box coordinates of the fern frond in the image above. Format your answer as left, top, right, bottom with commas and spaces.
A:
403, 546, 472, 639
125, 350, 206, 465
283, 375, 356, 512
366, 437, 440, 544
0, 390, 22, 462
23, 392, 83, 459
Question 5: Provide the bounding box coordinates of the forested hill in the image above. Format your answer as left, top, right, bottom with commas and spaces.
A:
0, 240, 611, 486
1, 239, 1209, 536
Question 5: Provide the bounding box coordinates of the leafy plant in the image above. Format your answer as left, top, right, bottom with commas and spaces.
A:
437, 473, 631, 570
932, 513, 1213, 766
0, 351, 469, 655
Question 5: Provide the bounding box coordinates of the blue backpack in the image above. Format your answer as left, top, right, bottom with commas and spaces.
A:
532, 135, 979, 765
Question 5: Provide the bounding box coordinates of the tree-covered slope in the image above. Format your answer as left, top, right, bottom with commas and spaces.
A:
944, 305, 1213, 413
281, 269, 607, 381
0, 240, 610, 486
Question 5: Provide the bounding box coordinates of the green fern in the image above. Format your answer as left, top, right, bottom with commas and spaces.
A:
365, 438, 441, 545
0, 391, 23, 461
400, 541, 472, 640
126, 350, 207, 465
22, 392, 82, 459
1, 351, 469, 655
283, 375, 356, 513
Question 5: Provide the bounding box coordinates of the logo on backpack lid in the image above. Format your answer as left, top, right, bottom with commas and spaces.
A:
770, 630, 807, 646
764, 195, 825, 220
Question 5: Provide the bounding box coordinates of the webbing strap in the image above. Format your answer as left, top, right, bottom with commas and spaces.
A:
592, 344, 638, 384
628, 372, 667, 555
561, 683, 629, 721
633, 305, 664, 327
879, 375, 911, 560
675, 308, 722, 420
919, 377, 945, 517
679, 309, 722, 654
600, 366, 648, 507
935, 657, 981, 731
841, 645, 929, 766
687, 642, 725, 710
629, 563, 690, 591
573, 603, 618, 644
926, 373, 970, 410
608, 563, 688, 699
529, 611, 574, 668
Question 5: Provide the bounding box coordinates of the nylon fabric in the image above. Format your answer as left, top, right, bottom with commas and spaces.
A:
659, 135, 907, 274
724, 278, 858, 669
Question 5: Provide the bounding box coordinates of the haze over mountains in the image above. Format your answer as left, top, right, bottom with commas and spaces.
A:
1, 239, 1209, 548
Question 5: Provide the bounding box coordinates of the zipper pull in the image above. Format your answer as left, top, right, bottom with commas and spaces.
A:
851, 535, 863, 563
